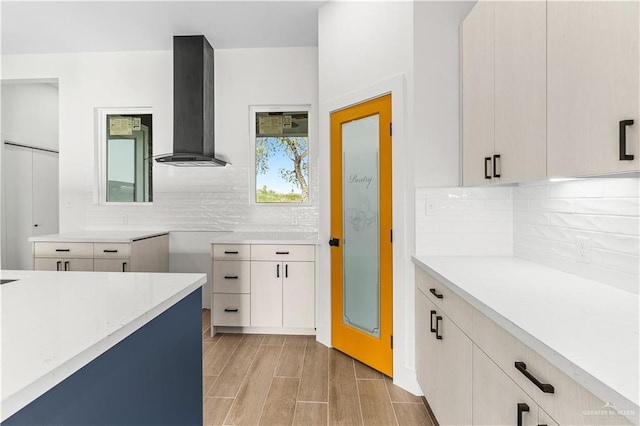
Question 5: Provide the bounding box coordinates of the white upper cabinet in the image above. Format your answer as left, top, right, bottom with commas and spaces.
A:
494, 0, 546, 184
547, 1, 639, 177
462, 1, 495, 186
462, 1, 546, 186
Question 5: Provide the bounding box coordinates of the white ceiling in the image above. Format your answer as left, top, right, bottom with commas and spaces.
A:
1, 1, 325, 55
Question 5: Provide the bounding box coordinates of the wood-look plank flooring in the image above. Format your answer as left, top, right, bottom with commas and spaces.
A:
201, 309, 434, 426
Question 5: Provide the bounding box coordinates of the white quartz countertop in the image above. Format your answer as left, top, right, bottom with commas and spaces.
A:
412, 255, 639, 419
0, 270, 205, 422
29, 230, 169, 243
210, 232, 321, 245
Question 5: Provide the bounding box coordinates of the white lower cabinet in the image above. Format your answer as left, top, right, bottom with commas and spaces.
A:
473, 345, 539, 426
416, 288, 472, 426
212, 243, 315, 333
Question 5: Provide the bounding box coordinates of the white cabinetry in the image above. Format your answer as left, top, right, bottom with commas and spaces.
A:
33, 234, 169, 272
547, 1, 639, 177
211, 242, 315, 334
462, 1, 546, 186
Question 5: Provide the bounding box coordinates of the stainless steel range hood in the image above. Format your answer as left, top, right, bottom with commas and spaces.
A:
156, 35, 228, 167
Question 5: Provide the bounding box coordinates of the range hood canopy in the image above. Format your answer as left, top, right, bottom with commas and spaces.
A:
156, 35, 228, 167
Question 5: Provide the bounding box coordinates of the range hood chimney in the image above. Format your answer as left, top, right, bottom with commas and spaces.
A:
156, 35, 228, 167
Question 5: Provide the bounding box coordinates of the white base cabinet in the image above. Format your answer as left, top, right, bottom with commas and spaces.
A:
211, 243, 315, 334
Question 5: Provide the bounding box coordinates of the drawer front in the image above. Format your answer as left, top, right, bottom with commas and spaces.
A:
34, 242, 93, 258
94, 243, 131, 258
213, 261, 251, 293
472, 309, 633, 425
212, 244, 250, 260
213, 294, 250, 327
416, 267, 473, 335
251, 244, 315, 262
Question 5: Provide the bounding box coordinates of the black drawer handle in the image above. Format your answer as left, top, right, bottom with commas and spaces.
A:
276, 251, 290, 255
493, 154, 501, 178
484, 157, 492, 179
620, 119, 635, 161
517, 403, 529, 426
55, 249, 71, 252
435, 316, 443, 340
429, 288, 443, 299
103, 249, 118, 253
430, 310, 437, 333
224, 308, 239, 312
224, 251, 239, 254
515, 362, 555, 393
224, 275, 239, 279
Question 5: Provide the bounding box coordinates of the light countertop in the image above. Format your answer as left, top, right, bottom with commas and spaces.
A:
412, 255, 639, 420
0, 270, 206, 422
210, 232, 321, 245
29, 230, 169, 243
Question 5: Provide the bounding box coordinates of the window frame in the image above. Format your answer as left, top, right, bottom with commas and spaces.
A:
249, 105, 311, 206
96, 107, 153, 205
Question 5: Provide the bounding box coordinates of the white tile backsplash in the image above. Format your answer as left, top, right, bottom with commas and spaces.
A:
416, 177, 640, 294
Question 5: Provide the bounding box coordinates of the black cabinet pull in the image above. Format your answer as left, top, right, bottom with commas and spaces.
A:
517, 403, 530, 426
122, 262, 127, 272
277, 264, 280, 278
285, 264, 288, 278
429, 288, 443, 299
64, 261, 70, 271
56, 261, 62, 271
435, 316, 443, 340
103, 249, 118, 253
620, 119, 635, 161
276, 251, 290, 255
430, 310, 437, 333
484, 157, 492, 179
55, 249, 70, 252
224, 308, 239, 312
329, 238, 340, 247
224, 251, 239, 254
493, 154, 501, 178
224, 275, 239, 279
515, 362, 555, 393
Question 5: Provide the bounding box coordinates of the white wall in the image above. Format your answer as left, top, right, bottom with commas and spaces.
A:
318, 0, 419, 393
1, 47, 319, 306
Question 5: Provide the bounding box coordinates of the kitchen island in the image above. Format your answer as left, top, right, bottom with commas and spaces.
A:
0, 269, 206, 425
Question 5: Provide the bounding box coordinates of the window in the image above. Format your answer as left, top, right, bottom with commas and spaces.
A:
251, 106, 309, 204
98, 108, 152, 203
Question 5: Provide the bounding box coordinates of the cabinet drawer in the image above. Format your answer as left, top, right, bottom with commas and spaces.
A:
251, 244, 315, 262
213, 294, 250, 327
416, 267, 473, 335
472, 309, 633, 425
93, 243, 131, 258
34, 242, 93, 258
212, 244, 250, 260
213, 261, 250, 293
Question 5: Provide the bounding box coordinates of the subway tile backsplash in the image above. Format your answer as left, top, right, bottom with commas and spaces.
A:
416, 177, 640, 294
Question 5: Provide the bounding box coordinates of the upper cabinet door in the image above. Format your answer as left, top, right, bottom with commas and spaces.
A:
462, 1, 495, 186
547, 1, 639, 177
494, 1, 546, 184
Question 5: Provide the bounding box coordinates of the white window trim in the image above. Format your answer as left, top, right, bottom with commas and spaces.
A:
249, 104, 311, 206
95, 107, 153, 205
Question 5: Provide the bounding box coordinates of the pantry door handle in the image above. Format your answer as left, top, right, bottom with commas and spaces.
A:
56, 261, 62, 271
515, 362, 555, 393
493, 154, 501, 178
429, 288, 443, 299
430, 310, 437, 333
435, 316, 443, 340
517, 403, 530, 426
277, 264, 280, 278
620, 119, 635, 160
484, 157, 492, 179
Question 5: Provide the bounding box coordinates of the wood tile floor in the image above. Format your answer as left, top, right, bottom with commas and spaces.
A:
201, 309, 434, 426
